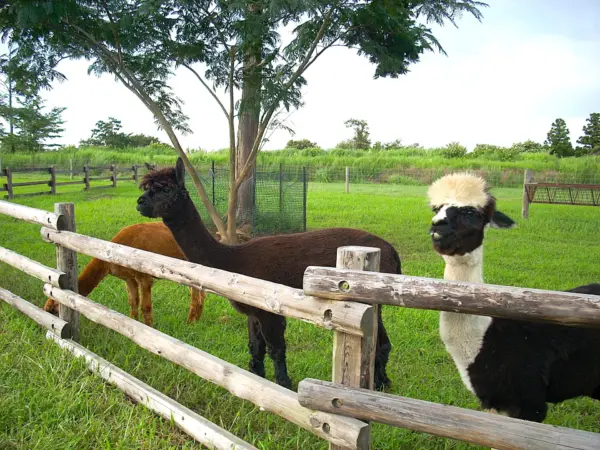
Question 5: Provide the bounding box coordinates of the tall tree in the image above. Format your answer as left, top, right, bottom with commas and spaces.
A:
576, 112, 600, 154
1, 47, 66, 152
344, 118, 371, 149
0, 0, 488, 242
545, 118, 574, 158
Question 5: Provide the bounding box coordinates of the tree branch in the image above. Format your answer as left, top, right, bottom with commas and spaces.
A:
64, 19, 228, 237
181, 62, 229, 121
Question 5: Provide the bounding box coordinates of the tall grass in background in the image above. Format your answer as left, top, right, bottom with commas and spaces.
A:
1, 145, 598, 185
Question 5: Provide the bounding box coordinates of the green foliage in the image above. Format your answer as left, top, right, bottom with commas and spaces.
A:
511, 139, 546, 153
79, 117, 161, 149
576, 112, 600, 155
285, 139, 318, 150
0, 46, 66, 153
0, 0, 488, 152
372, 139, 404, 151
314, 167, 332, 183
340, 118, 371, 150
545, 118, 574, 158
440, 141, 467, 158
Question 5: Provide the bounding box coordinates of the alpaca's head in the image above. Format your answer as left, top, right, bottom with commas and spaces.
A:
137, 157, 189, 219
427, 173, 515, 257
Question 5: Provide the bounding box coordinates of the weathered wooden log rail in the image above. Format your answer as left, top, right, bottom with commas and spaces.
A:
46, 332, 258, 450
297, 379, 600, 450
2, 198, 599, 449
522, 168, 600, 218
303, 267, 600, 327
41, 227, 372, 337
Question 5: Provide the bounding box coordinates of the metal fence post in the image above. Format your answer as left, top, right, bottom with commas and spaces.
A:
345, 166, 350, 194
303, 166, 307, 232
83, 165, 90, 190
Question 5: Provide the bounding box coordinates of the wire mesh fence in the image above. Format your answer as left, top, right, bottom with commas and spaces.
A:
302, 166, 600, 188
187, 163, 307, 237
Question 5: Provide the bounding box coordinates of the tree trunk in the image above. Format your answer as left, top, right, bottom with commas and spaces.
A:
229, 3, 263, 242
235, 58, 261, 232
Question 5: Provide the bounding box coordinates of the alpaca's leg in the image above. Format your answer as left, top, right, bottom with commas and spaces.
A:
247, 315, 267, 378
186, 288, 206, 323
139, 278, 154, 327
125, 279, 140, 321
375, 306, 392, 390
258, 312, 291, 389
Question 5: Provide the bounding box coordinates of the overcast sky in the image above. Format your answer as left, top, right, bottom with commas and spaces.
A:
6, 0, 600, 151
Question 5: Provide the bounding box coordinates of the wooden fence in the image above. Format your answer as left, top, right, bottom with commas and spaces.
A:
522, 168, 600, 218
0, 164, 148, 199
1, 199, 600, 449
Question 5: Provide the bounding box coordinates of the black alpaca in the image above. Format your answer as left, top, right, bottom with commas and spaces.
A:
137, 158, 400, 390
428, 172, 600, 422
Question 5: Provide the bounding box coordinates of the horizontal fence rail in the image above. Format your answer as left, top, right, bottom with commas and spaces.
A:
303, 268, 600, 327
46, 332, 258, 450
43, 284, 368, 449
0, 199, 65, 229
297, 379, 600, 450
0, 246, 66, 288
0, 287, 70, 338
41, 227, 372, 337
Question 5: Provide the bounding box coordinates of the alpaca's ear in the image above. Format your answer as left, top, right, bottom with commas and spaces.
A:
175, 157, 186, 187
490, 210, 516, 229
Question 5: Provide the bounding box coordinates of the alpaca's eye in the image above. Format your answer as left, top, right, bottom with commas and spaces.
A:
163, 187, 171, 194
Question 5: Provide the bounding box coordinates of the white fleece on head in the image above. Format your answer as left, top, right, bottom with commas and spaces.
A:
428, 173, 489, 209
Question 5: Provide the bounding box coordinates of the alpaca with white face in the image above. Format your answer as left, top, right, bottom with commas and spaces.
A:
428, 172, 600, 423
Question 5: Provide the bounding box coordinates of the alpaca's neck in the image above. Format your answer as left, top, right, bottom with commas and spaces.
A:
162, 194, 226, 268
439, 246, 491, 394
442, 246, 484, 284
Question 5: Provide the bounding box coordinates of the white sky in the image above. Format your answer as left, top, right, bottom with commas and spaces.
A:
6, 0, 600, 151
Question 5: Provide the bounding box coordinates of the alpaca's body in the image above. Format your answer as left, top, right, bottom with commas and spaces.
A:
137, 159, 399, 389
428, 173, 600, 422
44, 222, 205, 326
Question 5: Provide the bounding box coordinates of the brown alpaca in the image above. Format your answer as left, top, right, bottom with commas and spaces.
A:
43, 222, 205, 326
136, 158, 400, 389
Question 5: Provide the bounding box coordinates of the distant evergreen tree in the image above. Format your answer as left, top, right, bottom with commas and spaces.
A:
544, 118, 573, 157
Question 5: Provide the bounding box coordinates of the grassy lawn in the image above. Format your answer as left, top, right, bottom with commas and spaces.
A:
1, 181, 599, 449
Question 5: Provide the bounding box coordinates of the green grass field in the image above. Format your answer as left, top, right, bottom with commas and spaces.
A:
1, 182, 599, 449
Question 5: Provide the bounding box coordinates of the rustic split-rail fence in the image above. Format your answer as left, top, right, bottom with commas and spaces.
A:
1, 199, 600, 449
0, 164, 149, 199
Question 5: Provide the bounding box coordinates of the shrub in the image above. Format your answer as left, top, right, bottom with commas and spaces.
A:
440, 142, 467, 158
315, 167, 331, 183
285, 139, 318, 150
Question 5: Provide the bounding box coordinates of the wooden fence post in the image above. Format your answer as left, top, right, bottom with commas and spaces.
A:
345, 167, 350, 194
55, 202, 80, 341
69, 158, 73, 180
4, 167, 13, 199
83, 165, 90, 190
132, 165, 139, 185
49, 166, 56, 195
330, 246, 379, 450
522, 168, 533, 219
111, 164, 117, 188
